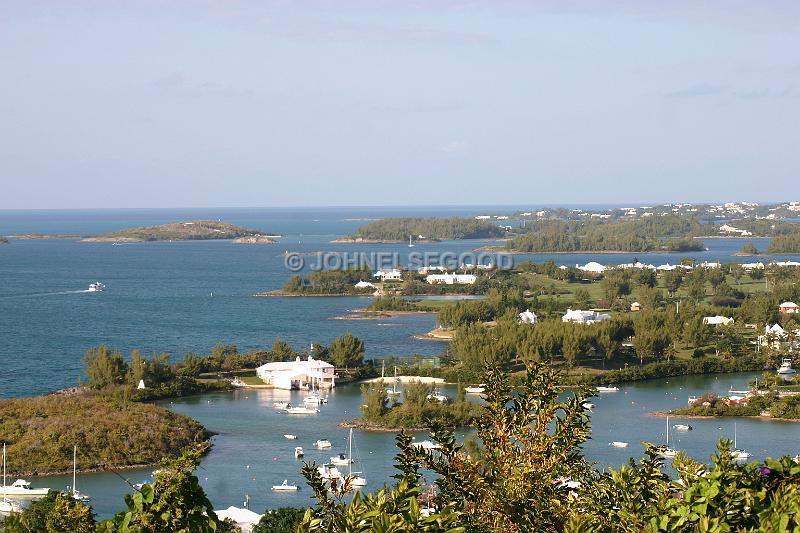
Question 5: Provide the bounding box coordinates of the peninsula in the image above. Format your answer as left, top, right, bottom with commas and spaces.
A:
81, 220, 276, 243
334, 216, 506, 243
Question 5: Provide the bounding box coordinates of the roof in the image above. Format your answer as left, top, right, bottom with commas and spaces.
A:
257, 355, 334, 373
780, 302, 798, 308
215, 506, 262, 527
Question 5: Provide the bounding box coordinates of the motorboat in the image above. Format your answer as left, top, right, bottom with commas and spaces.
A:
314, 439, 332, 449
330, 453, 352, 466
596, 386, 619, 392
610, 441, 628, 448
0, 478, 50, 497
465, 384, 486, 394
350, 473, 367, 487
303, 394, 327, 406
271, 480, 299, 492
87, 282, 105, 292
317, 464, 344, 483
285, 405, 320, 415
294, 446, 304, 459
777, 358, 796, 375
582, 402, 594, 410
273, 401, 289, 409
1, 445, 23, 514
426, 391, 448, 402
672, 424, 692, 432
230, 377, 245, 387
284, 434, 298, 440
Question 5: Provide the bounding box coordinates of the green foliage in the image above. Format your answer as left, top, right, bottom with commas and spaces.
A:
282, 266, 374, 294
329, 332, 365, 368
0, 392, 208, 475
350, 217, 504, 241
740, 242, 760, 255
367, 296, 418, 312
768, 231, 800, 253
97, 220, 266, 241
508, 216, 705, 252
252, 507, 306, 533
438, 289, 526, 328
1, 491, 96, 533
98, 445, 221, 532
84, 345, 128, 389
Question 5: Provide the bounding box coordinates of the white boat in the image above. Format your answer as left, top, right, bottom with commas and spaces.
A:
69, 446, 90, 502
284, 434, 298, 440
661, 416, 679, 458
273, 401, 289, 409
408, 235, 414, 248
582, 402, 594, 410
314, 439, 332, 449
426, 390, 448, 402
285, 405, 319, 415
596, 386, 619, 392
330, 453, 352, 466
271, 479, 299, 492
317, 464, 344, 483
610, 441, 628, 448
345, 428, 366, 488
672, 424, 692, 432
1, 444, 22, 515
465, 384, 486, 394
411, 440, 441, 450
732, 422, 751, 460
87, 282, 105, 292
294, 446, 304, 459
230, 377, 245, 387
0, 444, 50, 497
777, 358, 796, 375
303, 394, 326, 406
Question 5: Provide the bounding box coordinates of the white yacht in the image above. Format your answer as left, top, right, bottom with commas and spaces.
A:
1, 445, 22, 515
314, 439, 332, 449
69, 446, 90, 502
465, 384, 485, 394
582, 402, 594, 410
87, 282, 105, 292
283, 434, 298, 440
294, 446, 304, 459
345, 429, 366, 488
610, 441, 629, 448
411, 440, 441, 450
285, 405, 319, 415
317, 464, 344, 483
426, 391, 448, 402
271, 480, 299, 492
0, 479, 50, 497
596, 386, 619, 392
661, 416, 679, 458
672, 424, 692, 432
777, 358, 796, 375
731, 422, 751, 461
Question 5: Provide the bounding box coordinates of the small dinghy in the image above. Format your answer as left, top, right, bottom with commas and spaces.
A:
284, 434, 298, 440
596, 386, 619, 392
314, 439, 332, 449
672, 424, 692, 432
271, 480, 299, 492
294, 446, 304, 459
610, 441, 628, 448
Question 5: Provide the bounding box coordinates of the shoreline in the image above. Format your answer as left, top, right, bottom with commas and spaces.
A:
333, 309, 435, 320
649, 411, 800, 423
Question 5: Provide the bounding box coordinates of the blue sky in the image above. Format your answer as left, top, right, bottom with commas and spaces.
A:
1, 1, 798, 208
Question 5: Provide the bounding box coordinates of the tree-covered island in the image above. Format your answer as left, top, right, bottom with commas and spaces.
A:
81, 220, 276, 243
334, 217, 506, 243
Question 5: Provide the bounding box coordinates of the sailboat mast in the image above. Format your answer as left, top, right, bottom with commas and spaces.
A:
393, 366, 397, 394
3, 443, 6, 498
734, 422, 737, 449
348, 428, 353, 477
666, 416, 669, 446
73, 445, 77, 496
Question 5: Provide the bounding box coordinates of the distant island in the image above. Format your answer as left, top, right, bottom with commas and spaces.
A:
334, 217, 506, 243
81, 220, 277, 243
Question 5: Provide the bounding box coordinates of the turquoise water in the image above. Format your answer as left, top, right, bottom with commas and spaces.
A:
1, 208, 798, 518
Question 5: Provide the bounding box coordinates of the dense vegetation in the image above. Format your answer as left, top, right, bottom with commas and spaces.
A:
366, 296, 419, 312
347, 217, 505, 241
355, 381, 481, 430
281, 266, 374, 294
507, 216, 705, 252
768, 231, 800, 253
86, 220, 268, 242
0, 392, 208, 475
298, 362, 800, 532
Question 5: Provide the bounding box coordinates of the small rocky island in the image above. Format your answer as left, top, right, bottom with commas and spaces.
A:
82, 220, 277, 243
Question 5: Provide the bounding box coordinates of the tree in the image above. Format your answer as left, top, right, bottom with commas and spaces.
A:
1, 491, 95, 533
360, 382, 389, 421
98, 445, 221, 533
663, 269, 683, 298
573, 287, 593, 309
740, 242, 759, 255
177, 352, 203, 377
83, 345, 128, 389
329, 333, 365, 368
252, 507, 306, 533
270, 338, 296, 360
707, 268, 726, 295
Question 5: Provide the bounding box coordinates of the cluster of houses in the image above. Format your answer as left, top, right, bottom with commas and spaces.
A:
365, 267, 479, 286
569, 260, 800, 276
515, 308, 611, 325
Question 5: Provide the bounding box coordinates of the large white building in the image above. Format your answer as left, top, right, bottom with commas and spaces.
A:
562, 309, 610, 324
256, 355, 336, 390
425, 273, 477, 285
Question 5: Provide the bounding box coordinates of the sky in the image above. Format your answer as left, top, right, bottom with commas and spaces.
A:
1, 1, 799, 209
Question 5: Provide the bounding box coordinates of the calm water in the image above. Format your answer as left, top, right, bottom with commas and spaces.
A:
1, 208, 797, 518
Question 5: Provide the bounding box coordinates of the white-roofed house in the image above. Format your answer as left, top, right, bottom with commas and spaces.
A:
518, 309, 537, 325
759, 324, 788, 350
425, 273, 477, 285
374, 269, 402, 281
702, 316, 734, 326
780, 302, 799, 314
562, 309, 610, 324
256, 355, 336, 390
214, 507, 263, 533
577, 262, 607, 274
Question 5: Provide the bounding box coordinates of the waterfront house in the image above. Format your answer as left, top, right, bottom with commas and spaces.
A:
703, 316, 734, 326
374, 269, 403, 281
256, 355, 336, 390
779, 302, 799, 314
562, 309, 610, 324
425, 273, 477, 285
518, 309, 537, 325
